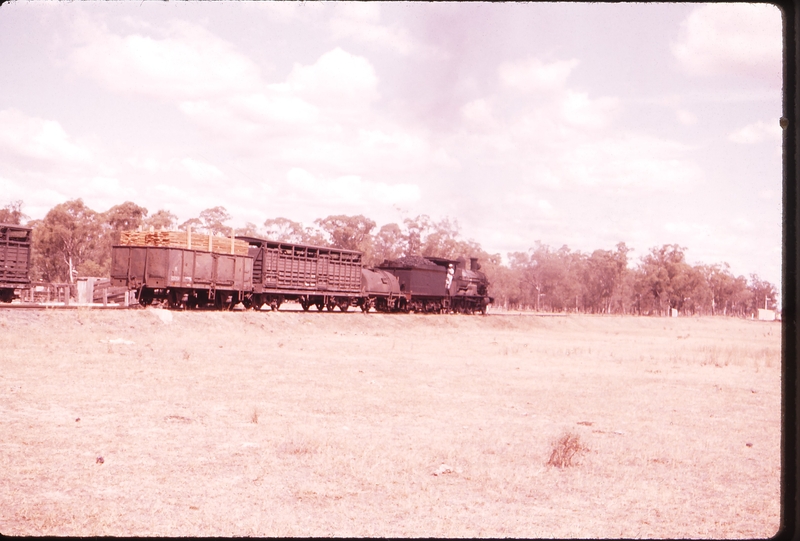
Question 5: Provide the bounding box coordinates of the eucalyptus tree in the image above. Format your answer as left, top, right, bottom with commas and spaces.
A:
748, 274, 778, 312
315, 214, 376, 254
263, 217, 322, 245
0, 200, 26, 225
199, 206, 233, 236
372, 222, 404, 265
143, 209, 178, 231
33, 199, 103, 283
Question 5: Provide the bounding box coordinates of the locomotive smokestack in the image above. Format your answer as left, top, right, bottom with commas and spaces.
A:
470, 257, 478, 271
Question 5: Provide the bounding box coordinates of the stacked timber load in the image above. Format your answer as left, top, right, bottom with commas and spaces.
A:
119, 228, 250, 256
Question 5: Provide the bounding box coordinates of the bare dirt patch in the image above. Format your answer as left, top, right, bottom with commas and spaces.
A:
0, 309, 781, 537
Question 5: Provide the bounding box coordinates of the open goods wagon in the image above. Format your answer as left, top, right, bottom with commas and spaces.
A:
237, 236, 364, 311
110, 245, 252, 309
0, 223, 32, 302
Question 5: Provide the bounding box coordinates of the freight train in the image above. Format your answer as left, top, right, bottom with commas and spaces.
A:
0, 223, 32, 303
109, 235, 493, 314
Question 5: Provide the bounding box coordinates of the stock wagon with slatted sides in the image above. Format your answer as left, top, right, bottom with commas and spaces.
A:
0, 223, 32, 303
237, 236, 365, 311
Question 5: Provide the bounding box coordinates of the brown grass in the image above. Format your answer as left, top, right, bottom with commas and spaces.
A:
547, 432, 587, 468
0, 308, 781, 537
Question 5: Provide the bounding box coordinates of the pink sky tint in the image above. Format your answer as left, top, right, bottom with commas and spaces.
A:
0, 2, 784, 293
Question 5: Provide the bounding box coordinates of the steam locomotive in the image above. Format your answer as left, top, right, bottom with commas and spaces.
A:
110, 235, 493, 313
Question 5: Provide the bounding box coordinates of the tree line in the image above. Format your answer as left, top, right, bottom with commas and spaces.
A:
0, 199, 778, 317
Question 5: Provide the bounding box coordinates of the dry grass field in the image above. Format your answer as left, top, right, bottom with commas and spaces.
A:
0, 307, 781, 538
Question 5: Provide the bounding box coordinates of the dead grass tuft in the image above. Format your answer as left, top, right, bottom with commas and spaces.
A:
250, 407, 259, 424
276, 435, 317, 456
547, 432, 588, 468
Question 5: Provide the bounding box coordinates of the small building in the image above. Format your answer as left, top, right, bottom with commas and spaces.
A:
757, 308, 776, 321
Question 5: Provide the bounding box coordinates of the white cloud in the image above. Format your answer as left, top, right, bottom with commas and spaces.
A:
0, 109, 91, 163
461, 99, 494, 125
503, 193, 560, 222
499, 58, 579, 93
664, 221, 713, 237
333, 2, 381, 24
731, 217, 754, 232
286, 167, 420, 207
176, 47, 380, 148
330, 4, 417, 55
127, 155, 162, 174
228, 93, 319, 126
356, 128, 449, 171
283, 48, 379, 109
181, 158, 224, 182
676, 109, 698, 125
177, 99, 263, 142
728, 120, 781, 144
0, 176, 67, 217
70, 19, 262, 101
537, 199, 556, 216
671, 4, 782, 84
86, 176, 136, 208
246, 1, 313, 24
560, 91, 620, 129
0, 176, 33, 202
559, 135, 702, 191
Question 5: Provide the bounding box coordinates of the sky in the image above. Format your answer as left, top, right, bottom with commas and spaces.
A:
0, 2, 784, 291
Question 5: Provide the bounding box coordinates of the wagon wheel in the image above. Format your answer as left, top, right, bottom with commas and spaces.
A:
214, 293, 235, 311
138, 288, 153, 307
361, 299, 373, 313
315, 301, 325, 311
168, 291, 183, 310
326, 301, 336, 311
300, 300, 311, 311
339, 299, 350, 312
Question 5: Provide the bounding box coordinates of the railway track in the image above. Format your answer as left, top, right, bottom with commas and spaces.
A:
0, 302, 136, 310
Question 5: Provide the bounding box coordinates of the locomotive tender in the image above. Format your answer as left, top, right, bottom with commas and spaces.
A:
110, 234, 492, 313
